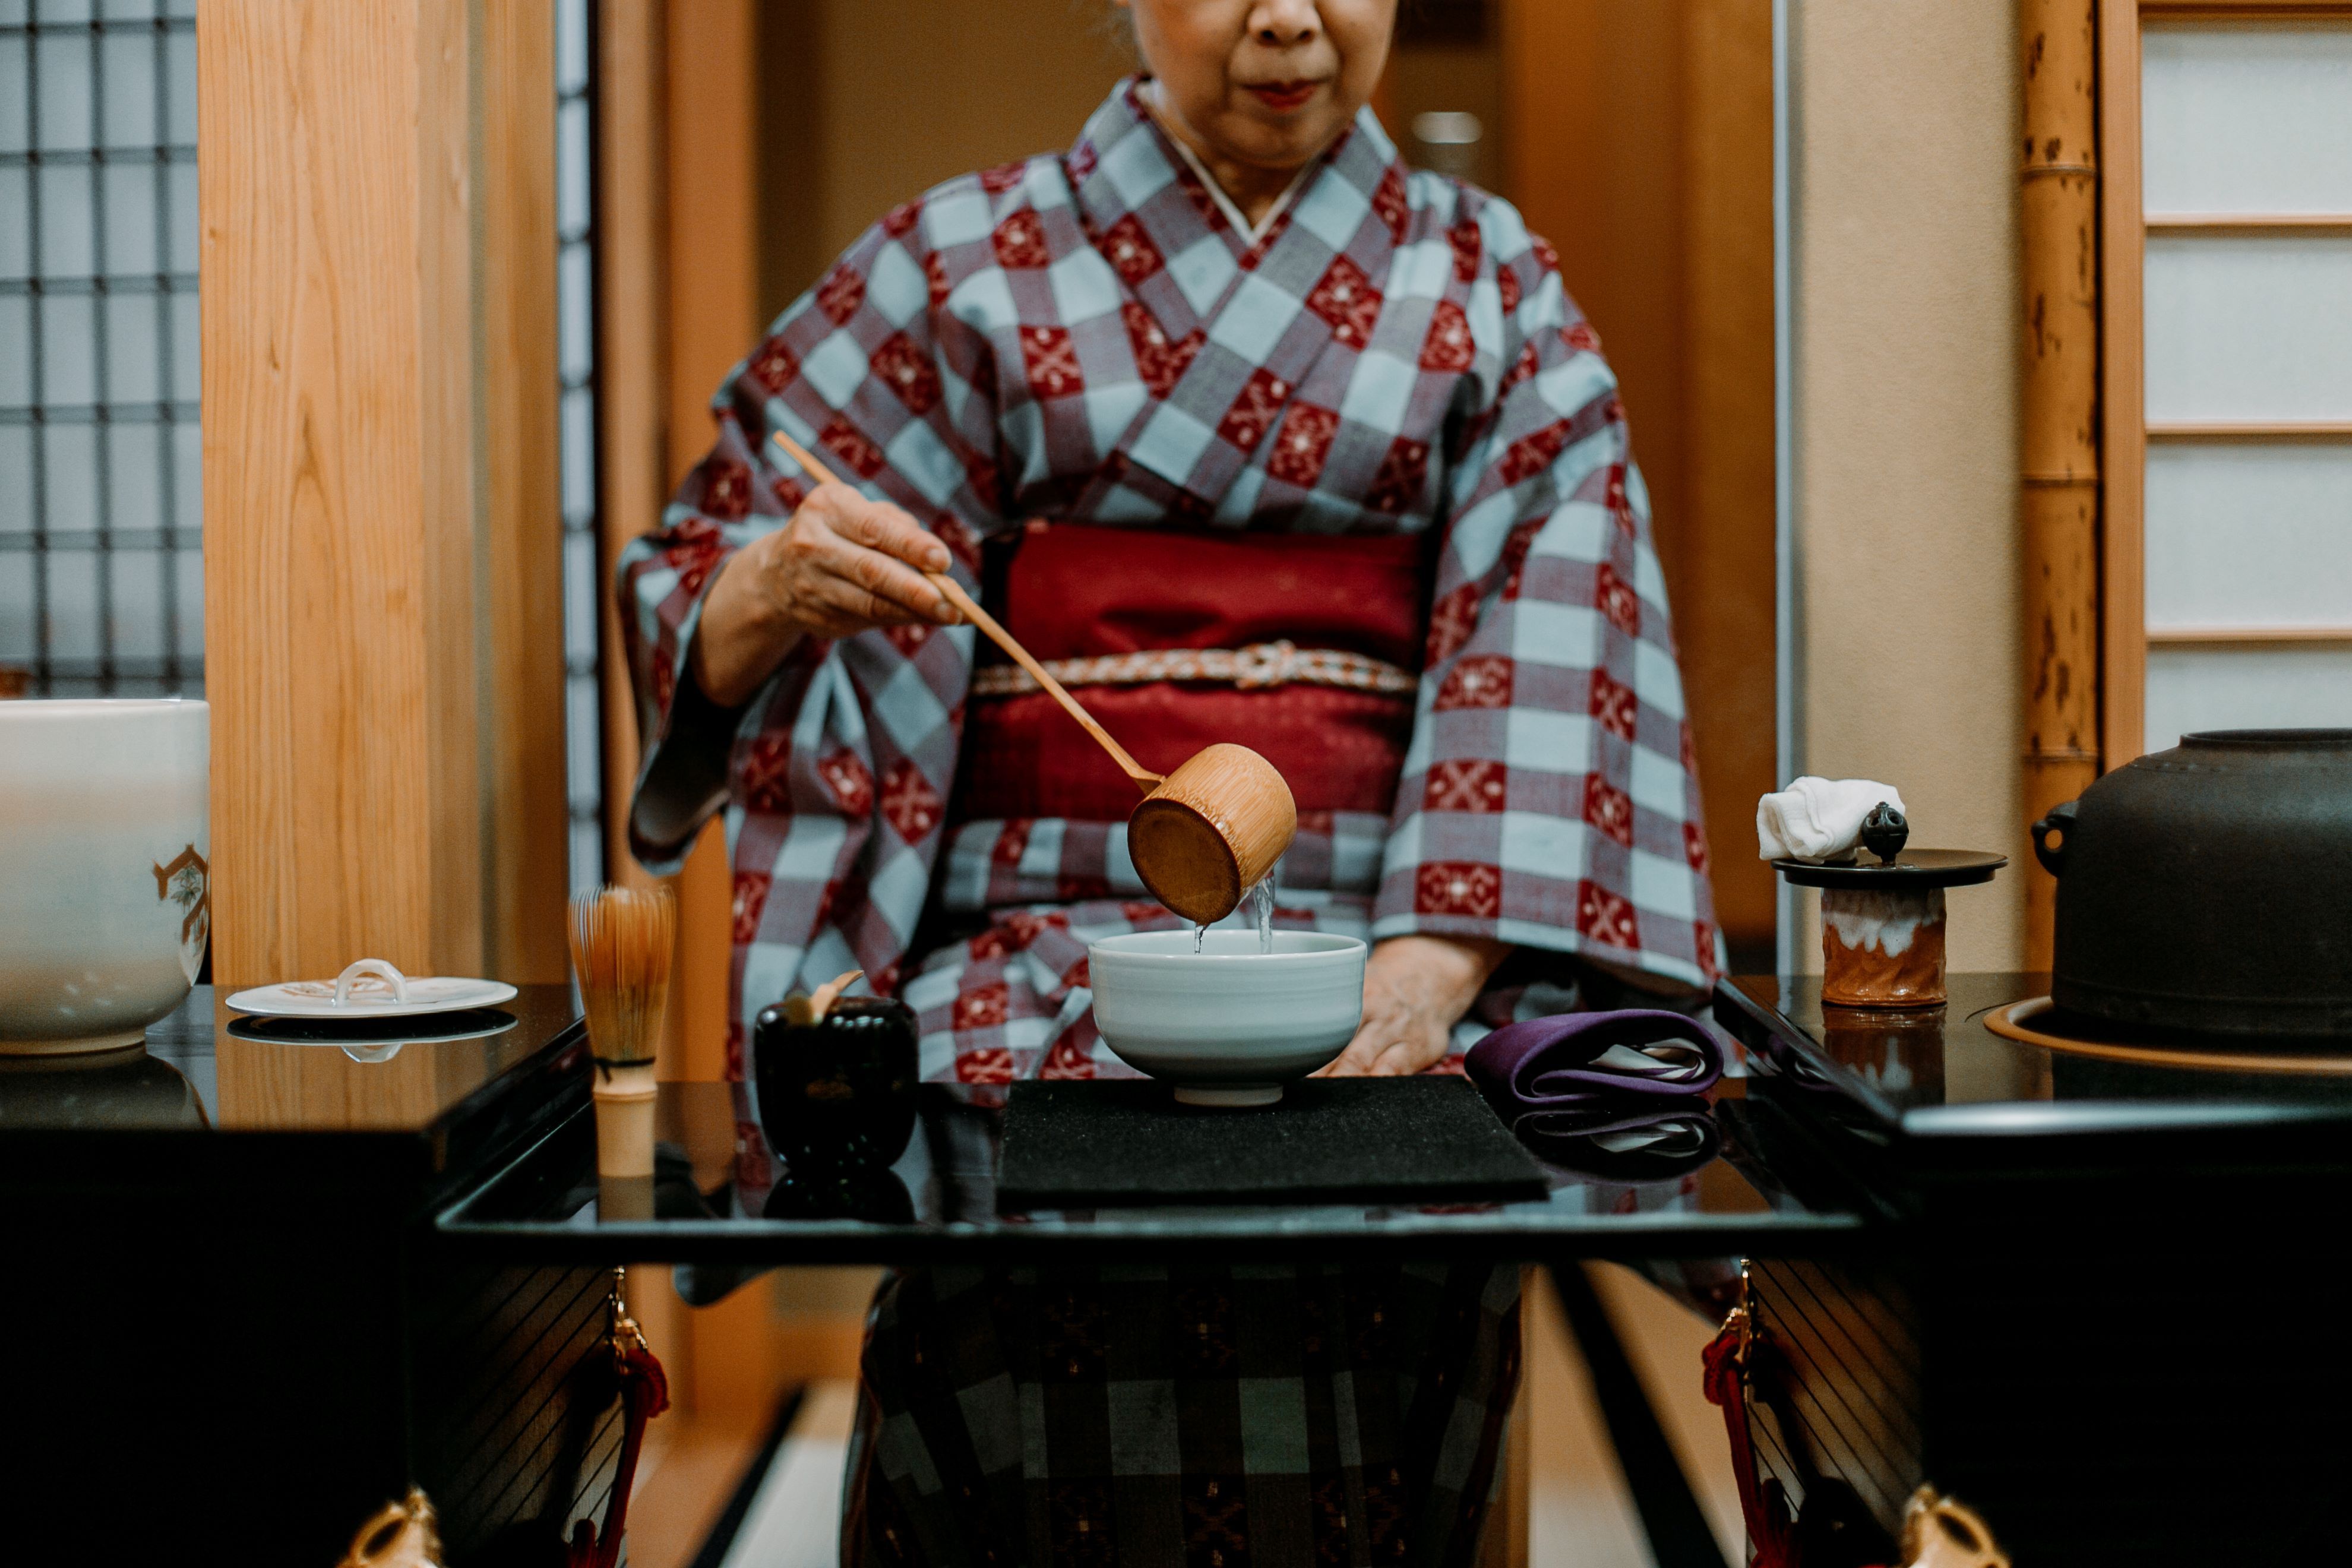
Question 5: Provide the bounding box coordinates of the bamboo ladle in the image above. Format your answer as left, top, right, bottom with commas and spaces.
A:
770, 431, 1295, 924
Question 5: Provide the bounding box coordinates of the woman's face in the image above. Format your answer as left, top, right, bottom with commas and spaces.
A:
1121, 0, 1396, 173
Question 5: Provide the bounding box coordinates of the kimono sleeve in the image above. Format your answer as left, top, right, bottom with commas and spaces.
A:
1371, 246, 1721, 990
614, 207, 1001, 872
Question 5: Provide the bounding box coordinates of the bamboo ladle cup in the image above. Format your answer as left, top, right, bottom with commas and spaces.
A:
772, 431, 1295, 923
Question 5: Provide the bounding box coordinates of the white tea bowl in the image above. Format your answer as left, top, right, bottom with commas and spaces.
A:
0, 698, 210, 1054
1086, 930, 1367, 1107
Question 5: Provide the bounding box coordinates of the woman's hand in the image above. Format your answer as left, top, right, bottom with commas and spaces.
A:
690, 482, 962, 707
1315, 934, 1510, 1077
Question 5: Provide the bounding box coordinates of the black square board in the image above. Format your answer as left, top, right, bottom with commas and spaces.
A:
995, 1077, 1549, 1209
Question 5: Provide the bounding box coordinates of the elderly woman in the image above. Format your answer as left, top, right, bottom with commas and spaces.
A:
621, 0, 1718, 1559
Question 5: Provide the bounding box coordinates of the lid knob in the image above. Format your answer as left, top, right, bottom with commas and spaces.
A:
1860, 802, 1908, 865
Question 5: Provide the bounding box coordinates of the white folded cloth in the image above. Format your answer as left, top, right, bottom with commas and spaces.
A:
1756, 777, 1908, 862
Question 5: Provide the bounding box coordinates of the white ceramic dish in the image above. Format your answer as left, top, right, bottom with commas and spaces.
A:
1087, 930, 1367, 1106
226, 959, 517, 1021
0, 698, 209, 1054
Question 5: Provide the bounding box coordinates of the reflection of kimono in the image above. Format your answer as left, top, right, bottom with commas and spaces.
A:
621, 80, 1717, 1567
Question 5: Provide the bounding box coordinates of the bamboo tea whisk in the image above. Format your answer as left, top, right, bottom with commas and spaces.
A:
568, 885, 677, 1069
568, 885, 675, 1183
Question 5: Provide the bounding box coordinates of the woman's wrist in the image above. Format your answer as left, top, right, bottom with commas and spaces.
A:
1373, 932, 1510, 1000
690, 544, 803, 708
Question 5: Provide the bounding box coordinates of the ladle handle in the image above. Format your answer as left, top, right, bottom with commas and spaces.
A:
770, 429, 1164, 794
922, 573, 1162, 792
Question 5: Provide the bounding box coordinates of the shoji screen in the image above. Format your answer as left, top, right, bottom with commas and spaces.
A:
0, 0, 201, 697
2106, 5, 2352, 756
556, 0, 606, 894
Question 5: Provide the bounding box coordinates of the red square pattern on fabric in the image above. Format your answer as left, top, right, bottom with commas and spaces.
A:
741, 734, 793, 813
1099, 213, 1165, 285
872, 332, 943, 414
820, 416, 887, 479
1421, 301, 1475, 373
1596, 562, 1642, 637
1435, 654, 1513, 711
1218, 367, 1293, 451
1590, 669, 1638, 742
1426, 582, 1480, 665
1122, 304, 1202, 398
1365, 435, 1430, 514
818, 748, 875, 815
747, 336, 799, 395
1577, 880, 1640, 949
1417, 862, 1503, 918
881, 757, 944, 842
994, 211, 1052, 269
954, 981, 1010, 1032
731, 871, 771, 947
1448, 219, 1482, 282
817, 262, 865, 325
1267, 403, 1341, 489
1582, 774, 1635, 847
1020, 327, 1086, 400
956, 1047, 1015, 1083
1425, 758, 1507, 814
1306, 254, 1383, 351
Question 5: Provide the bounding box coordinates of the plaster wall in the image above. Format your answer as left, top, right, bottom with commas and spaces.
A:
1791, 0, 2026, 971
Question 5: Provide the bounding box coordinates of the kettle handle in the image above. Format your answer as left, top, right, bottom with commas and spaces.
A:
2031, 800, 2078, 877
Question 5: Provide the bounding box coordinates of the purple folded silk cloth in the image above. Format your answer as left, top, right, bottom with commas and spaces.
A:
1512, 1105, 1721, 1183
1465, 1009, 1724, 1137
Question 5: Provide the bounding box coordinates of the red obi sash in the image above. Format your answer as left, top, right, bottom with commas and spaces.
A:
954, 524, 1428, 824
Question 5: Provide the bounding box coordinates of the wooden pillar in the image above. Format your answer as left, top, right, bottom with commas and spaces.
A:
2019, 0, 2103, 966
1500, 0, 1778, 969
596, 0, 758, 1081
200, 0, 568, 987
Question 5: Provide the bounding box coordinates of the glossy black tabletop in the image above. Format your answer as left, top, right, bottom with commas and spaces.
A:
1715, 974, 2352, 1187
436, 1071, 1872, 1267
1, 984, 590, 1195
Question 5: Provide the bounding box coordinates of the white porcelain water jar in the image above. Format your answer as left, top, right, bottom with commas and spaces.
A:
0, 698, 210, 1052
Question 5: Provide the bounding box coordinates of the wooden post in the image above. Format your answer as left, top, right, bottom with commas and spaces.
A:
1500, 0, 1778, 970
200, 0, 567, 986
2019, 0, 2103, 968
595, 0, 758, 1082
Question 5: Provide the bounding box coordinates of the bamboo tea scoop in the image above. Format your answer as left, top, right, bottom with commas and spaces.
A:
772, 430, 1295, 922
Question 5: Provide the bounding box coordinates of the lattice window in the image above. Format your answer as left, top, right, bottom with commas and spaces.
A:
0, 0, 201, 697
557, 0, 606, 893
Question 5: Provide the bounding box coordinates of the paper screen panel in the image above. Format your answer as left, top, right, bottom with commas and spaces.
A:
555, 0, 605, 894
0, 0, 202, 696
2145, 646, 2352, 753
2145, 236, 2352, 422
2145, 444, 2352, 630
2143, 24, 2352, 216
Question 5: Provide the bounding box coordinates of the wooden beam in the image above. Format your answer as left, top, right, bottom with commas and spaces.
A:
2146, 421, 2352, 441
200, 0, 566, 987
1500, 0, 1779, 968
2100, 0, 2149, 767
2145, 214, 2352, 234
597, 0, 669, 903
595, 0, 757, 1080
2146, 625, 2352, 645
482, 0, 573, 984
2020, 0, 2104, 966
664, 0, 761, 1082
2141, 0, 2352, 14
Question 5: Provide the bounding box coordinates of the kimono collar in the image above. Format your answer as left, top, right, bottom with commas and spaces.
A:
1068, 78, 1402, 264
1140, 94, 1317, 245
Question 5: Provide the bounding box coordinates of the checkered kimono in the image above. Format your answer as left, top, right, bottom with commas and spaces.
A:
620, 80, 1715, 1566
620, 82, 1716, 1083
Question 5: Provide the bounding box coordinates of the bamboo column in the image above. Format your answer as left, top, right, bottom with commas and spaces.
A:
2019, 0, 2103, 966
